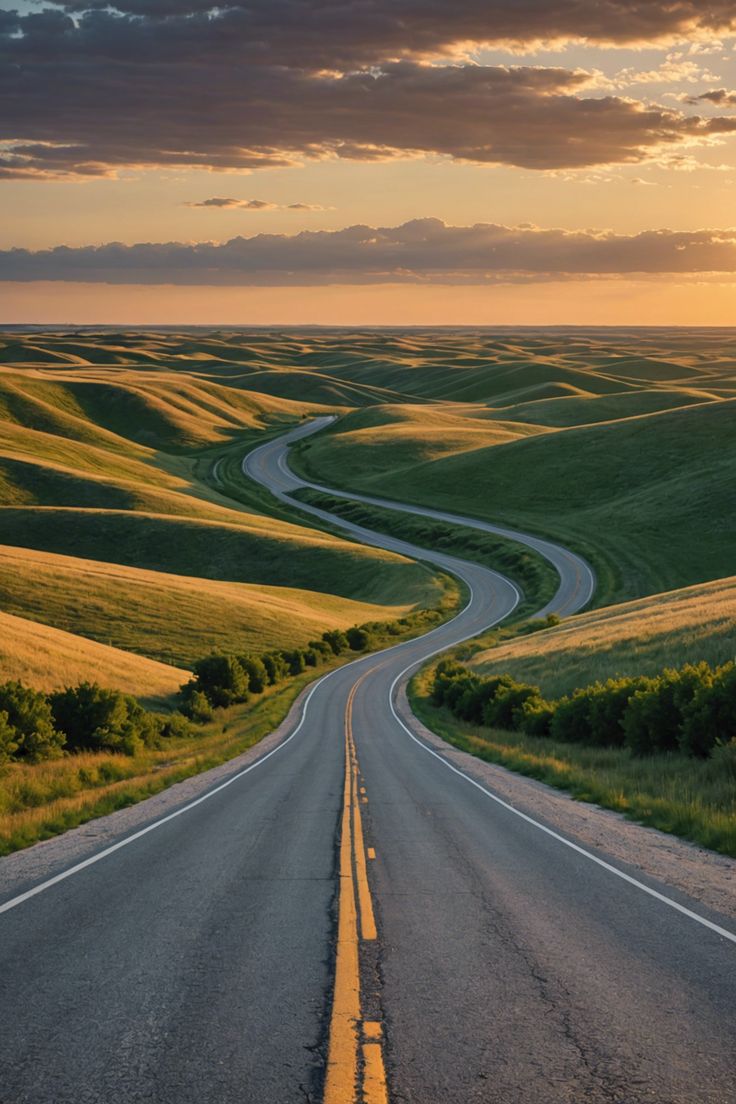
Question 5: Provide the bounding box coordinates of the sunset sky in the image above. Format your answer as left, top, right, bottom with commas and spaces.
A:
3, 1, 736, 324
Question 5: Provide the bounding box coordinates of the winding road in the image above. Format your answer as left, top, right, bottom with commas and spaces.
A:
0, 419, 734, 1104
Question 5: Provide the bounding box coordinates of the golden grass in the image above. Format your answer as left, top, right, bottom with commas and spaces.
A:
0, 610, 186, 705
468, 575, 736, 698
0, 544, 420, 667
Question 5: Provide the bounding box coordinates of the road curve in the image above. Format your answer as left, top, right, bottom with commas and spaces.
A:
0, 420, 734, 1104
244, 414, 596, 618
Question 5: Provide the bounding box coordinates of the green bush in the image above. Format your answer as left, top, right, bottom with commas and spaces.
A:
623, 667, 702, 756
49, 682, 160, 755
549, 689, 596, 744
281, 649, 306, 676
0, 681, 65, 762
262, 652, 289, 685
483, 679, 539, 730
587, 677, 651, 748
158, 712, 195, 740
708, 738, 736, 782
680, 662, 736, 758
180, 684, 214, 722
517, 696, 555, 736
347, 626, 372, 651
322, 629, 349, 655
429, 656, 736, 762
237, 654, 269, 695
192, 654, 250, 708
0, 710, 19, 763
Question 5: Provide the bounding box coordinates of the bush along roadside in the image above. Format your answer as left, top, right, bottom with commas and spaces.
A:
180, 611, 445, 720
410, 661, 736, 857
0, 607, 450, 767
431, 658, 736, 761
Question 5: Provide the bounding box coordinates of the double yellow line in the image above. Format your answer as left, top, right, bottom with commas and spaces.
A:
323, 673, 388, 1104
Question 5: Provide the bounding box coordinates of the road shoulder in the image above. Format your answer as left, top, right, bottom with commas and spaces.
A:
396, 681, 736, 923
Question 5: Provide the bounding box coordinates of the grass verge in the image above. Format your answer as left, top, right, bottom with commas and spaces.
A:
409, 666, 736, 858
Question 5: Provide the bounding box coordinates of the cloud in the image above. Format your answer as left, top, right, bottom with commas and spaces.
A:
184, 197, 328, 210
29, 3, 736, 58
2, 33, 735, 181
688, 88, 736, 106
3, 218, 736, 285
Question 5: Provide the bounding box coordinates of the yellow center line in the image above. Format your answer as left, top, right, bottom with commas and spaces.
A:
323, 668, 388, 1104
362, 1041, 390, 1104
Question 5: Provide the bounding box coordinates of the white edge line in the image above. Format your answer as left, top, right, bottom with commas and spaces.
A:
388, 660, 736, 948
0, 537, 509, 917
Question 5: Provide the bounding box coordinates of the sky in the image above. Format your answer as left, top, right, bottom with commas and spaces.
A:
2, 1, 736, 324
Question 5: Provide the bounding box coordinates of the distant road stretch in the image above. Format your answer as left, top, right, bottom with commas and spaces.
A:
0, 418, 733, 1104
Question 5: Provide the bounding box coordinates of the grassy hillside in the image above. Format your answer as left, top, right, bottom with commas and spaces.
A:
0, 610, 186, 707
294, 398, 736, 602
0, 544, 423, 667
0, 333, 468, 696
465, 576, 736, 699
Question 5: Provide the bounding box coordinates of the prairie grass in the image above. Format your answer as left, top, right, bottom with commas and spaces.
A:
467, 575, 736, 698
0, 609, 186, 704
293, 396, 736, 605
0, 543, 427, 667
294, 487, 559, 620
0, 587, 462, 855
409, 669, 736, 857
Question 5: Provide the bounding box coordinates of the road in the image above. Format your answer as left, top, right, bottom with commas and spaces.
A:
1, 419, 734, 1104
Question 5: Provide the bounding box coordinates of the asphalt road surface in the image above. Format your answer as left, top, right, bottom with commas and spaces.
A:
0, 420, 733, 1104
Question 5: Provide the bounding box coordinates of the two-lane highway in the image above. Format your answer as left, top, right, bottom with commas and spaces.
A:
1, 419, 734, 1103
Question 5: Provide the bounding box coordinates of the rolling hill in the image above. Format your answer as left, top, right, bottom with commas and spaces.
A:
466, 575, 736, 699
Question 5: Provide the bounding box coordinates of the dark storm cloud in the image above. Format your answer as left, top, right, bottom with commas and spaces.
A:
2, 2, 735, 180
3, 219, 736, 284
30, 2, 736, 58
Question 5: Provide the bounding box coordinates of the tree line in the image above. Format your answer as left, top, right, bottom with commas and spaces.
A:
0, 609, 443, 765
431, 658, 736, 759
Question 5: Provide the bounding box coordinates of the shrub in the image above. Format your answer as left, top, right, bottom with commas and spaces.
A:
262, 652, 289, 685
0, 710, 18, 763
0, 681, 65, 762
680, 662, 736, 758
484, 680, 540, 731
347, 626, 372, 652
431, 660, 468, 705
623, 669, 696, 756
180, 684, 214, 722
192, 654, 249, 708
549, 689, 597, 744
518, 696, 555, 736
322, 629, 349, 655
708, 737, 736, 781
158, 712, 195, 740
281, 649, 307, 676
237, 654, 268, 695
50, 682, 159, 755
587, 677, 651, 748
444, 674, 479, 714
308, 639, 333, 662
